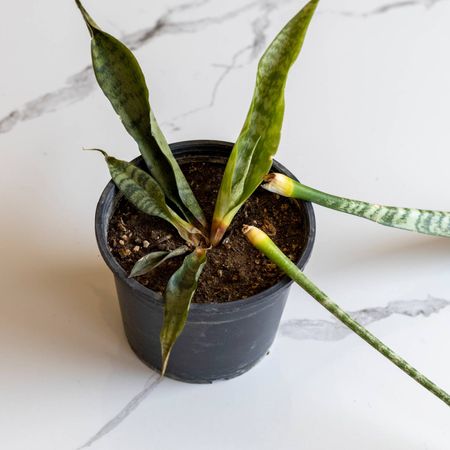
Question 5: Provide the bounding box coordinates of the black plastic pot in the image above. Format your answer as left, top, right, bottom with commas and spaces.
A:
95, 140, 316, 383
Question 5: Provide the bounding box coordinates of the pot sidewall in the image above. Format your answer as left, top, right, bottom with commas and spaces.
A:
95, 140, 316, 382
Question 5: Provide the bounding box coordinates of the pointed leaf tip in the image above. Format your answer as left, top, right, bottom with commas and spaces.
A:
129, 246, 189, 278
104, 156, 203, 245
160, 249, 207, 375
211, 0, 319, 243
76, 1, 206, 228
75, 0, 99, 36
83, 148, 108, 158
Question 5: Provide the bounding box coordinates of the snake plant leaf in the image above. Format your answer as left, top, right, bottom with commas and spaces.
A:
90, 149, 203, 245
210, 0, 319, 245
75, 0, 206, 229
160, 248, 207, 375
263, 173, 450, 238
129, 246, 189, 278
243, 225, 450, 406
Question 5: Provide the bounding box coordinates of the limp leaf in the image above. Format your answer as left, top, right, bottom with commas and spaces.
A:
91, 149, 203, 245
263, 173, 450, 238
211, 0, 319, 245
129, 246, 189, 278
160, 248, 207, 375
243, 225, 450, 406
75, 0, 206, 229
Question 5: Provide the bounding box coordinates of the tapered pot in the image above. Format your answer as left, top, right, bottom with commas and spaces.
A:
95, 140, 316, 383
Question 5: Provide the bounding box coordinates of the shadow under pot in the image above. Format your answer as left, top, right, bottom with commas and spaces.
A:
95, 140, 316, 383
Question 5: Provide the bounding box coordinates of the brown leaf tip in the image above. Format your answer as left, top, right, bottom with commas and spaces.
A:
194, 247, 207, 258
263, 173, 276, 183
242, 224, 252, 234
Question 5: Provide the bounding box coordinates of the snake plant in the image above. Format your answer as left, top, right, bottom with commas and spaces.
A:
76, 0, 449, 405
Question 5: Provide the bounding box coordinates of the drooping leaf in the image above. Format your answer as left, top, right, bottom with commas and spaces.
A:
91, 149, 203, 245
160, 248, 207, 375
243, 225, 450, 406
129, 246, 189, 278
75, 0, 206, 229
262, 173, 450, 238
210, 0, 319, 245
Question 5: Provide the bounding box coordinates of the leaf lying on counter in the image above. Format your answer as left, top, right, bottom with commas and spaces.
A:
243, 225, 450, 407
262, 172, 450, 238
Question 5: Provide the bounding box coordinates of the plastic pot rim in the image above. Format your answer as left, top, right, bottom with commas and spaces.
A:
95, 139, 316, 314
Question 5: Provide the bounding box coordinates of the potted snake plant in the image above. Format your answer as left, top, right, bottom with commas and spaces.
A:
76, 0, 449, 405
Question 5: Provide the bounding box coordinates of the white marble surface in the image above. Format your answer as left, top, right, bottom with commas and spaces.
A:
1, 0, 449, 449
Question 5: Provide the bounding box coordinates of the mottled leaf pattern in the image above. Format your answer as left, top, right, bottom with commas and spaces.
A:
243, 225, 450, 406
263, 173, 450, 238
160, 248, 207, 375
129, 246, 189, 278
211, 0, 319, 244
92, 149, 203, 245
75, 0, 206, 229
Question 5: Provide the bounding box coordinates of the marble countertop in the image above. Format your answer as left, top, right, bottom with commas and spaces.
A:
1, 0, 449, 448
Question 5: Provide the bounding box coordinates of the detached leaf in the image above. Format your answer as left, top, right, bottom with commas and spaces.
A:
129, 246, 189, 278
243, 225, 450, 406
160, 248, 207, 375
92, 149, 203, 245
263, 173, 450, 238
75, 0, 206, 229
211, 0, 319, 244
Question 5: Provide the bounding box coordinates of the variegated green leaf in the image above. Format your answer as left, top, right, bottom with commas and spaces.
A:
160, 248, 207, 375
263, 173, 450, 238
75, 0, 206, 229
129, 246, 189, 278
211, 0, 319, 244
243, 225, 450, 406
91, 149, 203, 245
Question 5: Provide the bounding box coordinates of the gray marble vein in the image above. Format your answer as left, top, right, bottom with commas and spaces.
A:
329, 0, 447, 18
0, 0, 260, 134
163, 0, 290, 131
73, 295, 448, 448
77, 373, 162, 449
0, 67, 95, 134
281, 295, 450, 341
4, 0, 444, 135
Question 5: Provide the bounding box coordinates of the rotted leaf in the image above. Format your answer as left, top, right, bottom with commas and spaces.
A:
129, 246, 189, 278
92, 149, 203, 245
211, 0, 319, 245
263, 173, 450, 238
75, 0, 206, 229
160, 248, 207, 375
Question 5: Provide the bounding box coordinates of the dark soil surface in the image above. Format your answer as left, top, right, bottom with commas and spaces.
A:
108, 159, 310, 303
